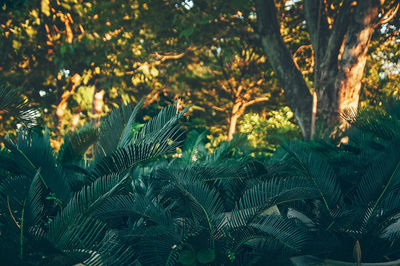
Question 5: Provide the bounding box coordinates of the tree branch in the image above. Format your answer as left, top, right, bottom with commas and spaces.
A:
243, 97, 270, 109
293, 44, 314, 75
304, 0, 329, 58
152, 48, 190, 62
125, 47, 193, 75
212, 105, 229, 113
321, 0, 352, 69
375, 2, 399, 26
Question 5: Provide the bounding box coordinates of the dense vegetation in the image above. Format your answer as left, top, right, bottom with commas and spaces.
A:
1, 0, 400, 144
2, 1, 400, 265
2, 97, 400, 265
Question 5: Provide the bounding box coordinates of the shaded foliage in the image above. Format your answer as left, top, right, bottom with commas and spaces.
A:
3, 95, 400, 265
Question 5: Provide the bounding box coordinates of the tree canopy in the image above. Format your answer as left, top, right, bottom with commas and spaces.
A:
1, 0, 399, 144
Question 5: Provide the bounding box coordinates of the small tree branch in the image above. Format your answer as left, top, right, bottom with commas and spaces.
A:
212, 105, 229, 114
293, 44, 314, 75
242, 97, 270, 109
126, 47, 192, 75
152, 50, 187, 62
375, 2, 399, 26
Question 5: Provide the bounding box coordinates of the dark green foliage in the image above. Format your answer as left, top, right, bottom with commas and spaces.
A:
0, 85, 37, 128
3, 99, 400, 265
0, 101, 186, 265
266, 99, 400, 263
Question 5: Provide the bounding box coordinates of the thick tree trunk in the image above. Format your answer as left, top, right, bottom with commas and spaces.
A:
317, 0, 380, 132
254, 0, 391, 138
334, 1, 380, 128
255, 0, 313, 138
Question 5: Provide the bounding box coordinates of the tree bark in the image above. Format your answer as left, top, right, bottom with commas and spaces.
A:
228, 101, 243, 141
334, 0, 380, 129
255, 0, 313, 138
228, 112, 240, 141
254, 0, 395, 138
316, 0, 381, 132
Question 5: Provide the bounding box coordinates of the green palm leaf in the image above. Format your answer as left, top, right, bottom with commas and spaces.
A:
58, 123, 99, 164
94, 100, 143, 160
3, 129, 71, 204
0, 85, 37, 127
91, 105, 187, 179
356, 139, 400, 226
229, 177, 319, 228
250, 215, 310, 252
281, 142, 342, 214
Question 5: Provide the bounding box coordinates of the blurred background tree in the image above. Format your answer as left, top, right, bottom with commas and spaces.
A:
1, 0, 399, 150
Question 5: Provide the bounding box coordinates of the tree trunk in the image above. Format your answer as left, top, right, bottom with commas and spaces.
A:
255, 0, 313, 138
227, 101, 242, 141
317, 0, 380, 132
228, 113, 239, 141
254, 0, 394, 138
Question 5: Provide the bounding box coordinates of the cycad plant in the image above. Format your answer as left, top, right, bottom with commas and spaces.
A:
4, 93, 400, 265
0, 85, 38, 128
267, 99, 400, 264
92, 128, 311, 265
0, 100, 189, 265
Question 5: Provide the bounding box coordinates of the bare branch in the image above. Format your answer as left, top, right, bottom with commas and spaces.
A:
126, 47, 192, 75
152, 47, 191, 62
243, 97, 270, 109
212, 106, 229, 113
293, 44, 314, 75
375, 2, 399, 26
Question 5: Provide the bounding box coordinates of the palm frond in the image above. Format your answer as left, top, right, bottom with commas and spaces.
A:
25, 169, 45, 226
355, 139, 400, 226
96, 192, 174, 227
94, 101, 142, 160
48, 173, 128, 239
281, 142, 342, 213
58, 123, 99, 164
45, 173, 134, 264
227, 215, 310, 260
204, 134, 248, 163
164, 170, 225, 249
91, 138, 181, 179
342, 107, 400, 140
250, 215, 310, 252
132, 104, 188, 142
91, 106, 187, 179
0, 175, 30, 202
229, 177, 319, 228
3, 129, 72, 204
118, 99, 144, 148
0, 85, 37, 127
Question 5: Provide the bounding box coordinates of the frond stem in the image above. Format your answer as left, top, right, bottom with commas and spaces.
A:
20, 198, 26, 259
7, 196, 20, 229
365, 160, 400, 227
